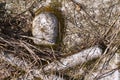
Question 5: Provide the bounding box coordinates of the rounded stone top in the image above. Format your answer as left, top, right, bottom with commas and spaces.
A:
32, 12, 58, 45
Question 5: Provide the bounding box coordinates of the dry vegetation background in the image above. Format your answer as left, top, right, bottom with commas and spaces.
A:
0, 0, 120, 80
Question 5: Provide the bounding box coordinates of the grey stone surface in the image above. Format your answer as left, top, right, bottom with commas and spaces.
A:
98, 53, 120, 80
84, 53, 120, 80
61, 0, 120, 50
32, 12, 58, 45
5, 0, 119, 48
43, 46, 102, 71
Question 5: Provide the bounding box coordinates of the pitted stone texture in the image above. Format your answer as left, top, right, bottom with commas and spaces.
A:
98, 53, 120, 80
32, 12, 58, 45
84, 53, 120, 80
61, 0, 120, 50
43, 46, 102, 71
5, 0, 30, 14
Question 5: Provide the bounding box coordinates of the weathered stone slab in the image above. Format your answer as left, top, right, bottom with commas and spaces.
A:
43, 46, 102, 71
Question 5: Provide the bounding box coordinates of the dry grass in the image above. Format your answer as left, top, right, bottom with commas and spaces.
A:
0, 0, 120, 80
